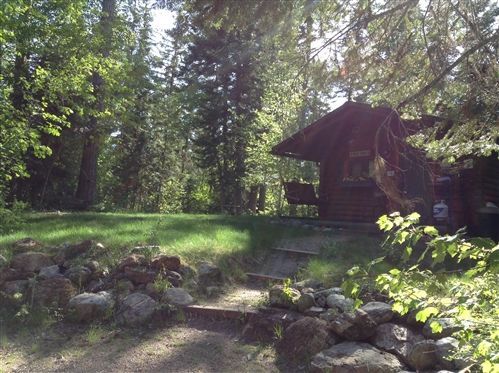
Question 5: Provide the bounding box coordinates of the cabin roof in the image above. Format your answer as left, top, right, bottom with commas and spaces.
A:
271, 101, 410, 162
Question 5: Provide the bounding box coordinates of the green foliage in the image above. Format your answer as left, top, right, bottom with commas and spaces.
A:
344, 212, 499, 371
152, 273, 171, 293
0, 201, 27, 234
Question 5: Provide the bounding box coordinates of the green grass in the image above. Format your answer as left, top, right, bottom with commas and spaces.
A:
0, 212, 310, 275
299, 235, 387, 287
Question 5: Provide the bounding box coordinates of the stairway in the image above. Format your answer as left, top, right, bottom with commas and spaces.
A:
246, 235, 324, 282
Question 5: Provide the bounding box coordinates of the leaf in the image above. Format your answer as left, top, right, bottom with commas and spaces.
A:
429, 320, 443, 334
415, 307, 439, 322
423, 226, 439, 237
392, 301, 405, 314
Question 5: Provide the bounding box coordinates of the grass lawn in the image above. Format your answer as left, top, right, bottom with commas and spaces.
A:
0, 212, 313, 277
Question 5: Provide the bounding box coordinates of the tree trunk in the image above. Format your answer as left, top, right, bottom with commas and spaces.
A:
248, 185, 258, 213
257, 184, 266, 213
75, 129, 99, 206
74, 0, 115, 209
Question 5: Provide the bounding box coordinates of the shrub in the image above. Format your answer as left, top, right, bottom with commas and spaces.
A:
0, 200, 28, 234
343, 212, 498, 372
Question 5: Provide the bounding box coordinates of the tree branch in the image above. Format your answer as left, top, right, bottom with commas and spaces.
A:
397, 29, 499, 109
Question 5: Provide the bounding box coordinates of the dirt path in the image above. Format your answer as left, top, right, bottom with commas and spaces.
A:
1, 320, 279, 373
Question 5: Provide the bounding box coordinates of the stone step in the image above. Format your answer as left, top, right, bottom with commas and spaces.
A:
272, 247, 320, 255
182, 305, 259, 321
245, 272, 287, 282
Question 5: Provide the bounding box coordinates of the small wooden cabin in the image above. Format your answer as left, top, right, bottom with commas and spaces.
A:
272, 101, 499, 236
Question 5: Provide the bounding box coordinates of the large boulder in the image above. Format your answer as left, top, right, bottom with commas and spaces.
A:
55, 240, 95, 262
0, 267, 28, 284
117, 254, 146, 271
435, 337, 465, 370
406, 340, 438, 371
12, 238, 43, 252
68, 291, 114, 322
314, 288, 343, 308
1, 280, 29, 297
371, 323, 424, 362
163, 287, 194, 306
197, 262, 224, 288
326, 294, 354, 313
38, 265, 61, 279
423, 318, 461, 339
277, 317, 330, 362
10, 251, 54, 273
65, 265, 92, 286
297, 293, 316, 313
116, 292, 157, 326
360, 302, 394, 324
31, 277, 77, 308
269, 284, 300, 309
310, 342, 404, 373
329, 309, 377, 341
151, 255, 181, 271
123, 266, 157, 285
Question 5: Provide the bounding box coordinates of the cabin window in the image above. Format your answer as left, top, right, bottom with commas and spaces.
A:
343, 158, 374, 182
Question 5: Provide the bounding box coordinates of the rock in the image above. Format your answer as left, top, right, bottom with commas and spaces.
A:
197, 262, 224, 288
84, 260, 100, 273
68, 291, 114, 322
117, 254, 146, 271
242, 308, 302, 342
116, 292, 157, 326
178, 264, 196, 279
38, 265, 61, 279
65, 265, 92, 286
0, 267, 30, 283
163, 287, 194, 306
406, 340, 438, 371
12, 238, 42, 252
435, 337, 464, 370
319, 308, 340, 322
292, 278, 323, 291
277, 317, 330, 362
1, 280, 29, 297
0, 255, 7, 268
268, 284, 300, 309
204, 285, 222, 298
315, 287, 343, 297
371, 323, 424, 361
304, 307, 326, 317
62, 240, 95, 260
151, 255, 181, 271
301, 287, 315, 294
86, 279, 105, 293
310, 342, 404, 373
95, 242, 105, 250
361, 301, 394, 324
10, 251, 54, 273
423, 318, 461, 339
31, 277, 77, 308
326, 294, 354, 312
329, 309, 377, 341
165, 270, 183, 287
123, 266, 157, 285
315, 288, 343, 308
297, 292, 316, 313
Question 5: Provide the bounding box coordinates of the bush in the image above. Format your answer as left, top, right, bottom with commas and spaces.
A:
343, 212, 499, 372
0, 200, 28, 234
